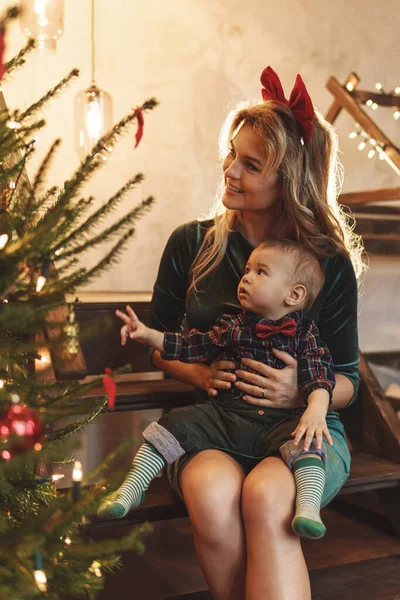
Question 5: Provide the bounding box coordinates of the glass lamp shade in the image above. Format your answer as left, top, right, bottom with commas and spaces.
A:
20, 0, 64, 55
74, 84, 113, 160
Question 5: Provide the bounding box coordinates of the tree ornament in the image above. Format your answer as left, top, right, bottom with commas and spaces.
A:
0, 404, 43, 458
134, 107, 144, 148
102, 368, 116, 409
64, 301, 80, 355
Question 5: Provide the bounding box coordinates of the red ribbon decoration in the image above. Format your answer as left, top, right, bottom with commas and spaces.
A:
103, 367, 116, 409
260, 66, 315, 143
0, 31, 6, 82
255, 317, 297, 339
134, 107, 144, 148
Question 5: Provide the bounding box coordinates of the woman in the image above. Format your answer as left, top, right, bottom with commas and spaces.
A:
126, 67, 362, 599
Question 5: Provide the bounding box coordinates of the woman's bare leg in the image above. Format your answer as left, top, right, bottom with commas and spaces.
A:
180, 450, 247, 600
242, 456, 311, 600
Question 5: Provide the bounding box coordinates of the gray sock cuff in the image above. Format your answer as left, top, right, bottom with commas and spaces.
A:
279, 438, 328, 470
143, 422, 186, 465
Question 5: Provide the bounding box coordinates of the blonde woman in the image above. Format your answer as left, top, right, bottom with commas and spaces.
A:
121, 66, 362, 600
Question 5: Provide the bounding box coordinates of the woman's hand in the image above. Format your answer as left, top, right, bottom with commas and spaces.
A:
234, 348, 302, 408
203, 359, 237, 397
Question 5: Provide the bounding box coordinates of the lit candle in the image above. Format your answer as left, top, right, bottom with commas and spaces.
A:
72, 460, 82, 501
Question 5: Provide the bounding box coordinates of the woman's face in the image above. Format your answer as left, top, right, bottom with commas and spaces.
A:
222, 122, 281, 214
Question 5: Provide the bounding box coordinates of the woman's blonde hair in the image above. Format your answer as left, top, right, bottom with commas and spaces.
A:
189, 99, 364, 292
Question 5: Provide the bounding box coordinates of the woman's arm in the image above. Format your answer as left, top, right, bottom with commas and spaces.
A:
329, 374, 355, 410
152, 349, 217, 392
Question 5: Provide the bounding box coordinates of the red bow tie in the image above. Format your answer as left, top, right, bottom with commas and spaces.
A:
255, 318, 297, 339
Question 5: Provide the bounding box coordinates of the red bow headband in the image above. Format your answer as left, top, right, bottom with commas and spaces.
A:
260, 66, 315, 144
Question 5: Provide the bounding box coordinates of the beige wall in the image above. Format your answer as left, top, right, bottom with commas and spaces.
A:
2, 0, 400, 351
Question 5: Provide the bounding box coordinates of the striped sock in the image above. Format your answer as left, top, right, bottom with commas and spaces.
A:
291, 456, 326, 539
98, 442, 166, 519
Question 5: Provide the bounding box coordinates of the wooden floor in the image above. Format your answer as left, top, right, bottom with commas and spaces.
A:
94, 496, 400, 600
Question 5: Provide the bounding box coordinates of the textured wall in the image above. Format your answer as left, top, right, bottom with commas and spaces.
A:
2, 0, 400, 351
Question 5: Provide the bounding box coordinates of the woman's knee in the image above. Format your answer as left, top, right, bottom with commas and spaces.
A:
242, 457, 296, 529
181, 450, 245, 545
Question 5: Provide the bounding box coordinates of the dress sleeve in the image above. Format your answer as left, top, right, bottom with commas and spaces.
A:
298, 320, 335, 405
149, 222, 200, 333
317, 253, 360, 406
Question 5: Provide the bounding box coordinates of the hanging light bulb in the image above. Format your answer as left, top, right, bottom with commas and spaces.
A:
74, 0, 112, 160
20, 0, 64, 56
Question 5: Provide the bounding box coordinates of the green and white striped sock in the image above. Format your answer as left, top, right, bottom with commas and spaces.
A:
291, 456, 326, 539
98, 442, 166, 519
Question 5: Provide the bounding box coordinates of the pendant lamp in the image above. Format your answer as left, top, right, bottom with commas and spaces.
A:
20, 0, 64, 56
74, 0, 112, 160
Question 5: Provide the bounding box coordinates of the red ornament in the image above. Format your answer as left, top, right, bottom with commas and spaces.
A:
103, 368, 116, 409
0, 405, 43, 459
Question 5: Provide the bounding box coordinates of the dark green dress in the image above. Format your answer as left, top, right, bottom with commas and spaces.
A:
150, 219, 359, 506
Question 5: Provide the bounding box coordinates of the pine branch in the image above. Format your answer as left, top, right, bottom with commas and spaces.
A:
3, 38, 35, 78
19, 69, 80, 122
46, 401, 106, 442
56, 195, 154, 260
32, 139, 62, 197
53, 173, 144, 253
0, 6, 19, 29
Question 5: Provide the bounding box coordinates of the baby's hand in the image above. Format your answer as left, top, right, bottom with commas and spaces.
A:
291, 405, 333, 451
115, 305, 149, 345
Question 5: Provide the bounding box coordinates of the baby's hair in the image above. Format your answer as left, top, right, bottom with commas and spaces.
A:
256, 239, 325, 310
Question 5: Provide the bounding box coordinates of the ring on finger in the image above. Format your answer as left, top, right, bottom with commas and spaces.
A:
259, 386, 266, 399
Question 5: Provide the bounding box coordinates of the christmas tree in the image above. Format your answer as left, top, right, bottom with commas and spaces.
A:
0, 7, 157, 598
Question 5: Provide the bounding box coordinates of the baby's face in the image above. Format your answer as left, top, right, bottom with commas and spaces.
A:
237, 247, 294, 319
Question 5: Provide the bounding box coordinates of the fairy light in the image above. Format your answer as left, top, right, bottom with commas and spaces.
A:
358, 141, 367, 151
36, 275, 46, 293
375, 83, 383, 91
7, 120, 21, 130
0, 234, 8, 250
395, 87, 400, 95
371, 103, 379, 110
89, 560, 102, 578
348, 131, 358, 139
367, 149, 376, 159
33, 549, 47, 592
64, 536, 72, 545
366, 99, 373, 107
394, 111, 400, 121
1, 450, 11, 460
34, 569, 47, 592
0, 380, 4, 389
346, 81, 354, 91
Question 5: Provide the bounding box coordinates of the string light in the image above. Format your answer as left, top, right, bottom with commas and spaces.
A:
358, 141, 367, 151
346, 82, 354, 91
367, 149, 376, 159
64, 536, 72, 545
6, 120, 21, 130
371, 103, 378, 110
36, 275, 46, 292
33, 549, 47, 592
375, 82, 383, 91
89, 560, 102, 578
0, 234, 8, 250
394, 111, 400, 121
0, 380, 4, 389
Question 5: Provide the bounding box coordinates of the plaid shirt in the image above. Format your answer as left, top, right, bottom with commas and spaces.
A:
163, 310, 335, 403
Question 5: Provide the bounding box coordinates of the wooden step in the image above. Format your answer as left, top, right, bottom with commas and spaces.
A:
86, 452, 400, 532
